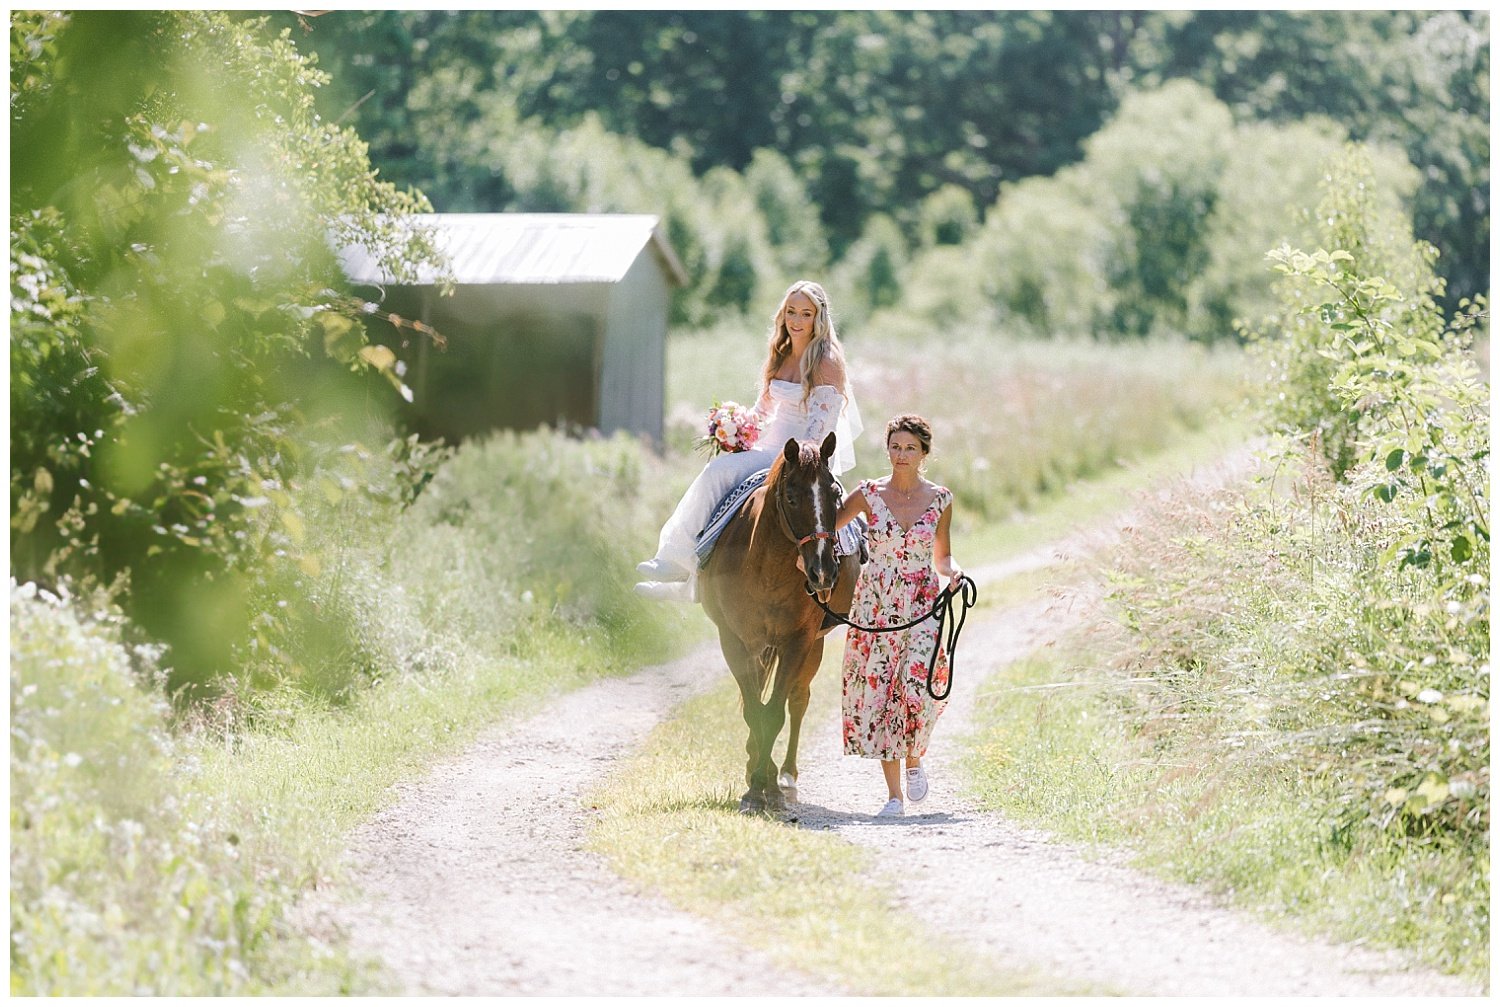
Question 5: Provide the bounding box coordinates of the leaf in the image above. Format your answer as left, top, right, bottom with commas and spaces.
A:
1450, 535, 1472, 563
1385, 448, 1404, 471
1414, 774, 1450, 809
318, 311, 359, 361
1373, 483, 1397, 503
359, 344, 397, 373
280, 509, 305, 544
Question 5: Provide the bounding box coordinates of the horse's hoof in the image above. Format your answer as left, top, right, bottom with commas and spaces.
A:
765, 788, 788, 815
777, 772, 799, 804
738, 792, 765, 815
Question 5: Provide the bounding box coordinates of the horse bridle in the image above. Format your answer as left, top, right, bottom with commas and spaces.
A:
771, 471, 837, 552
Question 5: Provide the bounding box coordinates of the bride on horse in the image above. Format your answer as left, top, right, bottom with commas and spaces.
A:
635, 279, 863, 602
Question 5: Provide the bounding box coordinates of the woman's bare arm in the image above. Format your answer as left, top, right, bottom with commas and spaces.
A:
934, 499, 962, 587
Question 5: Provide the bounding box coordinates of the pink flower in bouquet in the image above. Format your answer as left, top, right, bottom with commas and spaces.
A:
700, 401, 761, 456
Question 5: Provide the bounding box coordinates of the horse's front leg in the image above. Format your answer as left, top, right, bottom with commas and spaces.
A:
779, 637, 825, 804
720, 630, 773, 814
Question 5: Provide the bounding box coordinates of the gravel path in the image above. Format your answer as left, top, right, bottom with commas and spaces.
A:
790, 594, 1482, 996
294, 644, 844, 996
296, 443, 1482, 996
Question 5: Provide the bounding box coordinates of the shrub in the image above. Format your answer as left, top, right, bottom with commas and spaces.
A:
1255, 144, 1488, 584
831, 213, 909, 324
961, 82, 1417, 344
1018, 141, 1491, 972
917, 184, 979, 248
1017, 453, 1489, 973
10, 11, 444, 690
9, 583, 350, 994
1251, 144, 1437, 478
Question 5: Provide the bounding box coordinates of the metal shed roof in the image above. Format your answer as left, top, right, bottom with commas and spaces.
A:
339, 213, 687, 288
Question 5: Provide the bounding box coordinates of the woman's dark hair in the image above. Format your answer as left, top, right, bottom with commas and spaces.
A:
885, 413, 932, 454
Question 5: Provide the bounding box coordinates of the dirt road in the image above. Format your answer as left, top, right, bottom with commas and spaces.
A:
296, 448, 1482, 996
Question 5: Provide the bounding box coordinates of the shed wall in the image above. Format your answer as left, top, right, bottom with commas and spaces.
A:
600, 253, 670, 443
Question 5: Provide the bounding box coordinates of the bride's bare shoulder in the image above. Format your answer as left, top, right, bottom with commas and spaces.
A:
812, 356, 846, 390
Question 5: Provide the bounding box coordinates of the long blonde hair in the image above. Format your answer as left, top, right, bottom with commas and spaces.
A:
759, 280, 846, 402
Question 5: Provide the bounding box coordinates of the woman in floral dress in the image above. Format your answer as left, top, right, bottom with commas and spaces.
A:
834, 414, 963, 817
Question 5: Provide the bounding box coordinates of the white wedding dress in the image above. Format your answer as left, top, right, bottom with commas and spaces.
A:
645, 380, 863, 583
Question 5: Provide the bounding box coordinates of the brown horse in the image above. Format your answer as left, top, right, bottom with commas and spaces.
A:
699, 431, 860, 815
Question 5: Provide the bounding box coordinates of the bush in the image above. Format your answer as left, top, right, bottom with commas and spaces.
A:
1256, 145, 1488, 576
9, 583, 350, 994
831, 213, 909, 324
223, 426, 699, 723
10, 11, 444, 690
991, 141, 1491, 974
980, 452, 1487, 974
958, 82, 1421, 344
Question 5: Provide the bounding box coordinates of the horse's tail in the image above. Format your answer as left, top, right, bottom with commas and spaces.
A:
755, 646, 778, 706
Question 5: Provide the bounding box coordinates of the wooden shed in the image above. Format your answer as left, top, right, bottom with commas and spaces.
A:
338, 213, 686, 444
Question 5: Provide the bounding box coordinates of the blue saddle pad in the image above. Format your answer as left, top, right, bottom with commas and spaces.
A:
694, 469, 867, 568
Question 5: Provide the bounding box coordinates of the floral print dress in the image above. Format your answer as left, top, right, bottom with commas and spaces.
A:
841, 480, 953, 760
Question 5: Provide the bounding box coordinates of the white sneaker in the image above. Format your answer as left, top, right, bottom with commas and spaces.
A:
635, 558, 688, 582
876, 797, 904, 818
905, 766, 929, 803
633, 580, 694, 602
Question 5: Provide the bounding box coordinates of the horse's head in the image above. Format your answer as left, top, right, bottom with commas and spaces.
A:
771, 431, 841, 603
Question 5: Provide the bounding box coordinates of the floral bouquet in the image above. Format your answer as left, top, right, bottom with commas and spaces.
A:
698, 401, 761, 457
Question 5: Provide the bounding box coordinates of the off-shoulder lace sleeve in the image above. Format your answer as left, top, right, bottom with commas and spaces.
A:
799, 385, 848, 443
793, 384, 862, 474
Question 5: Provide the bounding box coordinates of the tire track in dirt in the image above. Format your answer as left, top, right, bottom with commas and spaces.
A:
296, 440, 1480, 995
788, 590, 1481, 996
294, 647, 846, 996
784, 443, 1482, 996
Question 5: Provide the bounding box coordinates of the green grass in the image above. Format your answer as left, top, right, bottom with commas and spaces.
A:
585, 645, 1088, 996
958, 410, 1256, 563
961, 460, 1490, 985
9, 581, 681, 995
8, 428, 709, 996
964, 642, 1489, 984
11, 334, 1252, 994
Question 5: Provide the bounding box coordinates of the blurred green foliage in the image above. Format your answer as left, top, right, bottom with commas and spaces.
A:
277, 9, 1487, 312
897, 82, 1414, 342
10, 11, 446, 691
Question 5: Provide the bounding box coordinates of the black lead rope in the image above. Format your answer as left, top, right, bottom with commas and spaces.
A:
808, 574, 977, 701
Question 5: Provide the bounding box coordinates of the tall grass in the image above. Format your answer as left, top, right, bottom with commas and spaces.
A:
964, 451, 1489, 979
11, 323, 1250, 993
9, 583, 358, 994
9, 429, 705, 995
216, 429, 703, 725
668, 319, 1250, 525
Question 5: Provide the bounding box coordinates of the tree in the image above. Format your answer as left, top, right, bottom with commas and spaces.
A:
11, 11, 444, 690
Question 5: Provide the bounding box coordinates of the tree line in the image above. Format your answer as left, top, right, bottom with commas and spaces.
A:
278, 10, 1488, 313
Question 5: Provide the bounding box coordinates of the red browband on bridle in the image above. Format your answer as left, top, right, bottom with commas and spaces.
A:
795, 531, 836, 548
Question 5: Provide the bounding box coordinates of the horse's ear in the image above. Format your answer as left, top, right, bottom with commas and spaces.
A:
783, 438, 800, 465
820, 431, 837, 462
